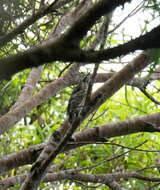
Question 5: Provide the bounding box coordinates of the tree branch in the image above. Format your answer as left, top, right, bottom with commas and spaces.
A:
0, 0, 71, 48
0, 23, 160, 80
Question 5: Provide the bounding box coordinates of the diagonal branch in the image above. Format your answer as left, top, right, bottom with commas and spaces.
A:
0, 64, 80, 135
62, 0, 130, 47
0, 23, 160, 81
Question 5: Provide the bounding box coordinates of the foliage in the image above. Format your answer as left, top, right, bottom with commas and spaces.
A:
1, 0, 160, 189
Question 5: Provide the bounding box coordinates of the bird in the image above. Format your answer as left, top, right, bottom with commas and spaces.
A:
67, 74, 90, 124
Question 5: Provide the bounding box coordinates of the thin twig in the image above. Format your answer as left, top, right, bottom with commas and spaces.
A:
66, 140, 148, 173
139, 87, 160, 105
58, 63, 72, 77
107, 0, 145, 35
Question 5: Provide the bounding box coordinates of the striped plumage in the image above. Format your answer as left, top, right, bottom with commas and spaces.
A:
67, 74, 90, 123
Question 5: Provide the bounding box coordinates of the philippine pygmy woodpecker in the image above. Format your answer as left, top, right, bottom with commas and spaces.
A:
67, 74, 90, 124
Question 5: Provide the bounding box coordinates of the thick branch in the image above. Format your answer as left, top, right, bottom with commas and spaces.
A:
2, 170, 160, 189
0, 24, 160, 80
11, 66, 44, 110
84, 52, 149, 117
1, 110, 160, 175
62, 0, 130, 46
74, 112, 160, 142
0, 64, 80, 135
